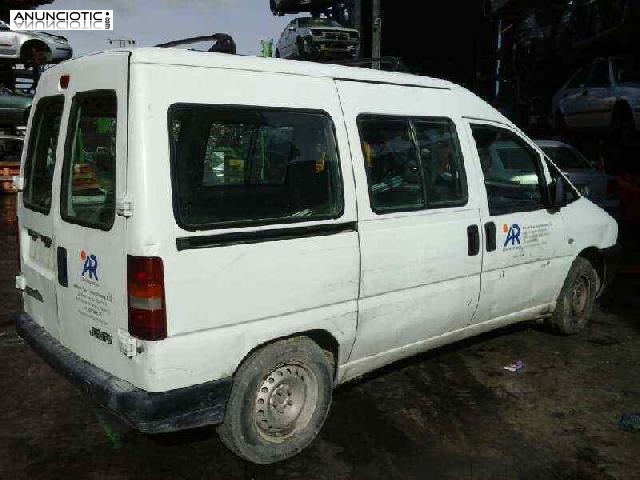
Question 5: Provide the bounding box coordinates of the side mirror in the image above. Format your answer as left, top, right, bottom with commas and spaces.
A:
552, 178, 567, 209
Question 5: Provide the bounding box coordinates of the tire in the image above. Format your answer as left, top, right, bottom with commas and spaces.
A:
547, 257, 598, 335
217, 337, 333, 464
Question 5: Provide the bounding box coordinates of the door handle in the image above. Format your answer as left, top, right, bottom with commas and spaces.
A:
485, 221, 496, 252
467, 225, 480, 256
57, 246, 68, 287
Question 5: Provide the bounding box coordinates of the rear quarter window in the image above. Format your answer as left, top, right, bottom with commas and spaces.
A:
168, 105, 344, 230
23, 96, 64, 214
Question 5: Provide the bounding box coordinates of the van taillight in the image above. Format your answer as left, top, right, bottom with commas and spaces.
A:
59, 74, 70, 89
127, 256, 166, 341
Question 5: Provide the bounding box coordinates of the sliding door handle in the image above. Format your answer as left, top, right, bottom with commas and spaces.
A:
485, 222, 496, 252
57, 246, 68, 287
467, 225, 480, 256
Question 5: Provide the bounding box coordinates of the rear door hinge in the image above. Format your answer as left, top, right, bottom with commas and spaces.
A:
15, 274, 26, 291
116, 195, 133, 218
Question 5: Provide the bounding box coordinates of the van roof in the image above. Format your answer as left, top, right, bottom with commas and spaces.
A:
113, 47, 454, 90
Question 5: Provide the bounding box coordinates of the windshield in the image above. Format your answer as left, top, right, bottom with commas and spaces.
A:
613, 57, 640, 83
541, 145, 591, 170
298, 18, 342, 28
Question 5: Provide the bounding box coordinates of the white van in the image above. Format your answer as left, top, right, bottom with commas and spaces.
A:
14, 49, 619, 464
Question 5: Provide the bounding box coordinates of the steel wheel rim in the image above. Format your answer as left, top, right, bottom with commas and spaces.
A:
570, 274, 590, 322
253, 362, 319, 443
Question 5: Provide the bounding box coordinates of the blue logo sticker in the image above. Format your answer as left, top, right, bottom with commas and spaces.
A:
80, 250, 99, 281
504, 224, 521, 248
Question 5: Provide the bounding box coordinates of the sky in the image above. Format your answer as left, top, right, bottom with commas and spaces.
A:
37, 0, 293, 56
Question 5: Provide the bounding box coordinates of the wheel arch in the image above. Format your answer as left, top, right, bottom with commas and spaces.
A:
234, 329, 341, 384
19, 39, 51, 63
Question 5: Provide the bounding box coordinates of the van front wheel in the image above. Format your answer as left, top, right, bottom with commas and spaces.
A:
217, 337, 333, 464
548, 257, 598, 335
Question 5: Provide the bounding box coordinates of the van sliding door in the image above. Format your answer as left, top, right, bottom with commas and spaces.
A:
335, 80, 483, 371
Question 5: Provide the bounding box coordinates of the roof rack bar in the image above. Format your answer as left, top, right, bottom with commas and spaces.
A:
155, 33, 235, 51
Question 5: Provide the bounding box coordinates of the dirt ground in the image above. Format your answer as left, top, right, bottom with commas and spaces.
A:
0, 194, 638, 480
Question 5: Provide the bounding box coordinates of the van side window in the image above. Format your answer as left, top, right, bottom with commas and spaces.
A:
169, 105, 343, 230
359, 117, 424, 212
414, 120, 468, 207
545, 159, 579, 204
61, 91, 117, 230
358, 115, 467, 213
23, 96, 64, 214
470, 124, 547, 216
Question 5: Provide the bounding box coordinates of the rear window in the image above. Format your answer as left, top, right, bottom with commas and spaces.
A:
23, 96, 64, 214
168, 105, 344, 230
60, 91, 117, 230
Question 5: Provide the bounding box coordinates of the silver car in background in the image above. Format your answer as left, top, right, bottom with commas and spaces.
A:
536, 139, 619, 215
276, 17, 359, 60
552, 56, 640, 139
0, 19, 72, 65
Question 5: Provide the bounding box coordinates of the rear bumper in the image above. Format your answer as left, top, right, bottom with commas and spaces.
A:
14, 313, 231, 434
600, 243, 622, 295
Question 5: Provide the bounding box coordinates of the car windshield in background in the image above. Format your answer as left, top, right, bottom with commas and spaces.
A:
613, 57, 640, 83
298, 18, 342, 28
541, 146, 592, 170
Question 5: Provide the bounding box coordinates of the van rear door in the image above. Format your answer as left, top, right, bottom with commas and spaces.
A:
53, 52, 129, 372
19, 95, 65, 339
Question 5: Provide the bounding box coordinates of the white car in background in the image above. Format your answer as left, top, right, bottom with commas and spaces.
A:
0, 19, 72, 65
552, 56, 640, 140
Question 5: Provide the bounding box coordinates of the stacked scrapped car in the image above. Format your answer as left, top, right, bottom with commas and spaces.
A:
276, 17, 359, 60
0, 20, 72, 66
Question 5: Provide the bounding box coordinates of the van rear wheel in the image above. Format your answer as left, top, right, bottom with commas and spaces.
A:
217, 337, 333, 464
547, 257, 598, 335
